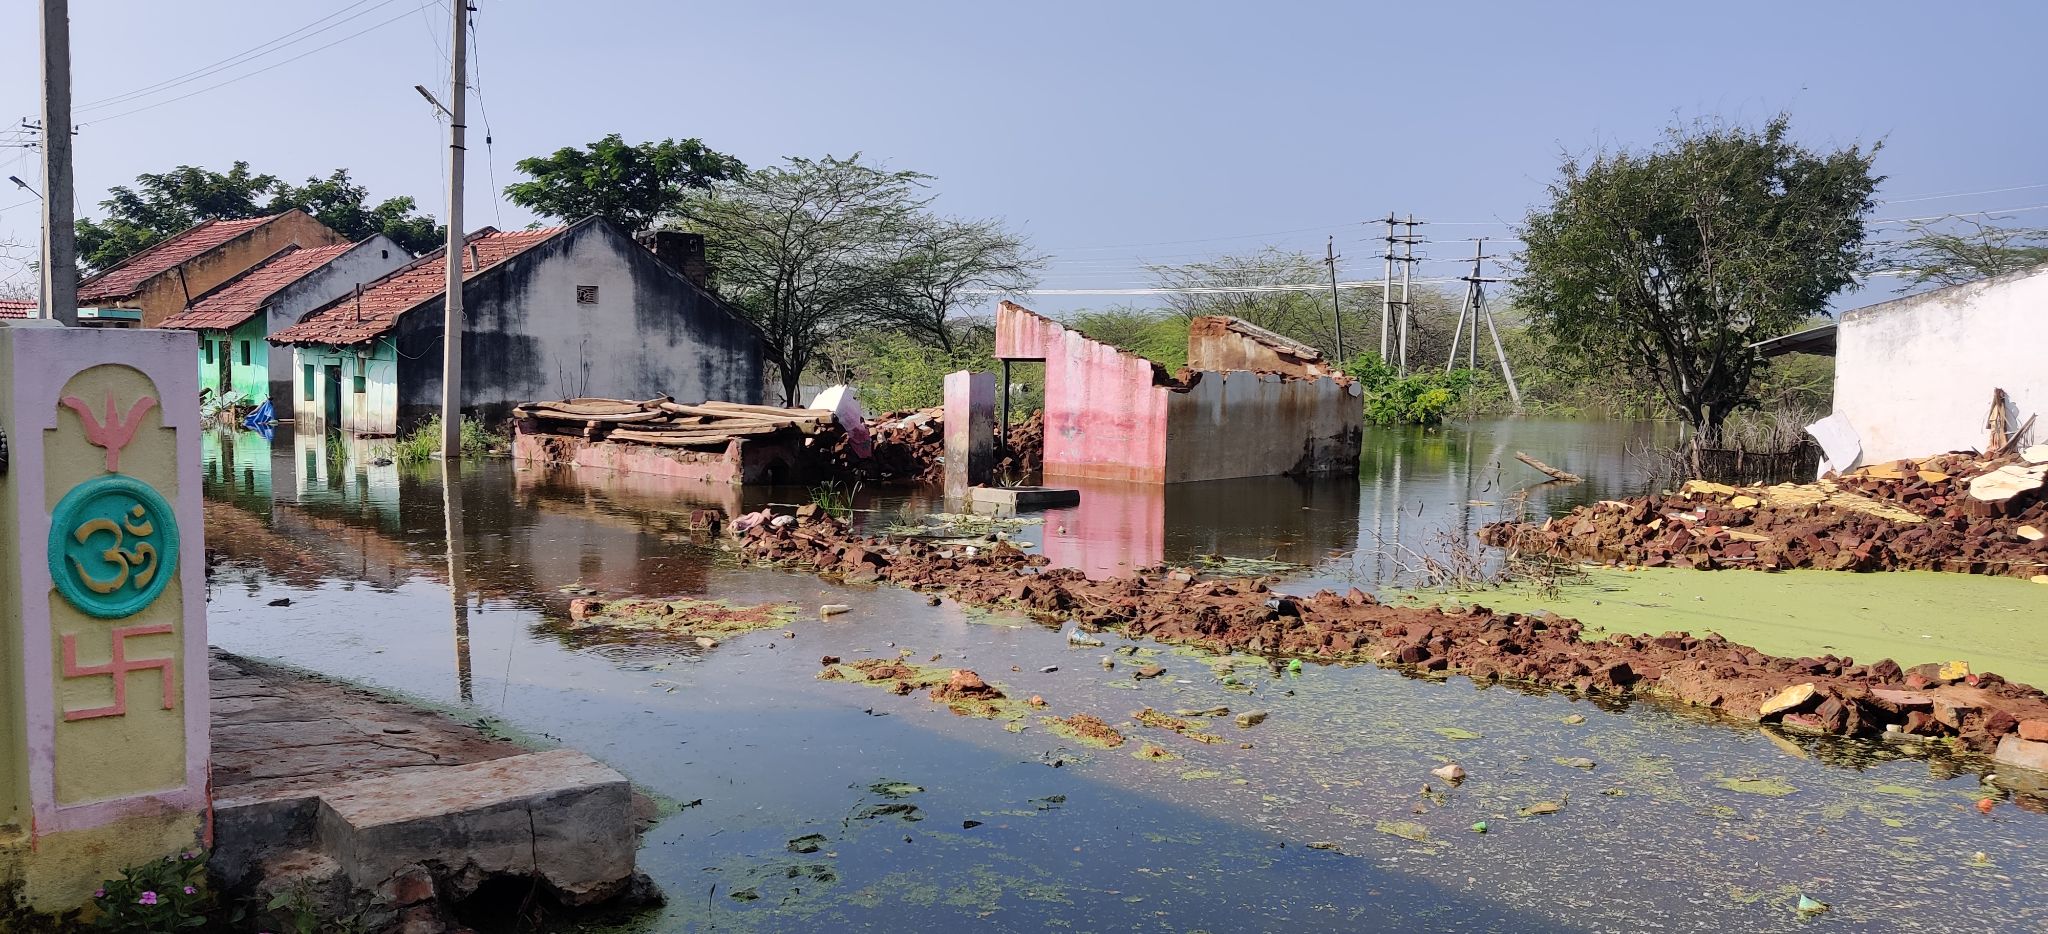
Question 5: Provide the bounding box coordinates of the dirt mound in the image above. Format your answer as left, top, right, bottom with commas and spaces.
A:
735, 509, 2048, 761
1044, 713, 1125, 748
929, 669, 1004, 702
809, 411, 1044, 484
1480, 453, 2048, 578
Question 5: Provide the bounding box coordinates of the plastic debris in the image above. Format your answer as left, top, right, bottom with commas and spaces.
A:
820, 604, 852, 616
1470, 821, 1489, 834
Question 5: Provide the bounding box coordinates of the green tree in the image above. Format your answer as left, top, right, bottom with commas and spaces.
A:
1883, 216, 2048, 290
1515, 116, 1880, 439
272, 169, 442, 255
676, 154, 929, 404
74, 162, 439, 273
505, 133, 744, 234
877, 215, 1041, 353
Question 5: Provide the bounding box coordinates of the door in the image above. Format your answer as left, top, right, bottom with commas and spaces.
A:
323, 364, 344, 428
217, 339, 233, 398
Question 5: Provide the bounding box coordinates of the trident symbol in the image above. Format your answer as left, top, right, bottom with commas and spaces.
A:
60, 391, 158, 473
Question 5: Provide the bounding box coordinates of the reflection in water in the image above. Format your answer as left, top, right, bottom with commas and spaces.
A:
197, 417, 2048, 933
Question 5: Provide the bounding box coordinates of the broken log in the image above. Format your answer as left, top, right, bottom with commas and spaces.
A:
695, 400, 836, 420
516, 406, 669, 424
1515, 452, 1582, 483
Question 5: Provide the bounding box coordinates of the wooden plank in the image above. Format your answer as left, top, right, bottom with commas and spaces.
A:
695, 400, 836, 420
524, 405, 669, 424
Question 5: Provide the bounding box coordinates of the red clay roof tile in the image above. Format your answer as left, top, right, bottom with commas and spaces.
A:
77, 214, 280, 303
270, 227, 565, 347
158, 242, 356, 332
0, 298, 32, 319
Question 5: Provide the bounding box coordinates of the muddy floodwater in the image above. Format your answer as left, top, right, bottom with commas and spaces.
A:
202, 420, 2048, 932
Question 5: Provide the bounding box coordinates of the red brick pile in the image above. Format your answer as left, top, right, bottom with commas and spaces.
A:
1479, 453, 2048, 578
733, 511, 2048, 762
809, 411, 1044, 484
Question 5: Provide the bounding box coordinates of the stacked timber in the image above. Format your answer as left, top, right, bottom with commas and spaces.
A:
514, 396, 836, 450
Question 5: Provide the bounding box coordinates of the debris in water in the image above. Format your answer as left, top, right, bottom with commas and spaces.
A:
1431, 764, 1466, 783
1042, 713, 1126, 748
1554, 757, 1597, 770
1795, 894, 1828, 916
1562, 714, 1587, 725
787, 833, 827, 854
820, 603, 852, 616
1233, 710, 1269, 728
1517, 800, 1564, 817
1470, 821, 1489, 834
868, 781, 923, 797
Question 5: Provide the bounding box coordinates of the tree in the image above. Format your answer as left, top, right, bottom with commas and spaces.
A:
74, 162, 439, 273
1884, 217, 2048, 290
1144, 247, 1458, 369
875, 215, 1041, 353
505, 134, 744, 234
675, 154, 929, 404
272, 169, 442, 255
1515, 116, 1880, 440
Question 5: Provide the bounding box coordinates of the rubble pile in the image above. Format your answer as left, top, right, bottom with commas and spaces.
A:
809, 409, 1044, 484
732, 510, 2048, 761
1480, 452, 2048, 579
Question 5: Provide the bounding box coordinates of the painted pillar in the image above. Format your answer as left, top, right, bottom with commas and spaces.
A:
943, 370, 995, 494
0, 323, 210, 913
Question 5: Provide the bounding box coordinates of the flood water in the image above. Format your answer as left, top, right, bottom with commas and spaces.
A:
201, 420, 2047, 933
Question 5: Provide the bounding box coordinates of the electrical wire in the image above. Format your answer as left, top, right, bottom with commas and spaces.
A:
77, 2, 436, 128
77, 0, 402, 113
467, 6, 506, 228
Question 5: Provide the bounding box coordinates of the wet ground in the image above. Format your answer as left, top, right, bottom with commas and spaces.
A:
200, 421, 2048, 932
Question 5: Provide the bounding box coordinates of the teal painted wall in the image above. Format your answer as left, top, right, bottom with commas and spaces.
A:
196, 319, 272, 404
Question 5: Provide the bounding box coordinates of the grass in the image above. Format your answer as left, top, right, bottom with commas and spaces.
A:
809, 480, 861, 520
379, 415, 507, 466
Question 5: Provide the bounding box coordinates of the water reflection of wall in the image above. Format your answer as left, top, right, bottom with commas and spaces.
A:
200, 427, 274, 511
1039, 476, 1362, 578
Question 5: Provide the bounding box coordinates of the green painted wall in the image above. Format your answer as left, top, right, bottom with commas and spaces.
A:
196, 318, 272, 405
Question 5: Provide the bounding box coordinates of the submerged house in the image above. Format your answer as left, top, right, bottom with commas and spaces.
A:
1762, 262, 2048, 470
75, 210, 348, 328
994, 301, 1363, 483
268, 218, 765, 435
158, 236, 410, 405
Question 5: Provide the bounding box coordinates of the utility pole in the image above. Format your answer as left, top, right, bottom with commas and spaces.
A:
1395, 214, 1420, 375
1449, 237, 1521, 410
438, 0, 469, 459
1379, 214, 1395, 361
1447, 237, 1487, 372
1323, 236, 1344, 362
39, 0, 76, 326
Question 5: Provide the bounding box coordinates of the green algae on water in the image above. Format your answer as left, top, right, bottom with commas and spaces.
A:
1715, 776, 1799, 797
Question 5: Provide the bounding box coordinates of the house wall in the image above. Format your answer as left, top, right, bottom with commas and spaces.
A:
263, 235, 410, 406
394, 222, 765, 429
1163, 372, 1363, 482
995, 302, 1171, 482
1185, 315, 1338, 377
1832, 265, 2048, 466
119, 213, 348, 328
291, 341, 400, 435
196, 317, 272, 403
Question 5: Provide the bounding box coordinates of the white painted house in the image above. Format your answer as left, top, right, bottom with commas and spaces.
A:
1793, 262, 2048, 468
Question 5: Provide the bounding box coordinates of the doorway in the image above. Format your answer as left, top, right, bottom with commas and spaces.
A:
323, 364, 343, 428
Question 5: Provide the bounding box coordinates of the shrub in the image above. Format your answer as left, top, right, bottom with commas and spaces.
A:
88, 850, 219, 933
1341, 354, 1474, 428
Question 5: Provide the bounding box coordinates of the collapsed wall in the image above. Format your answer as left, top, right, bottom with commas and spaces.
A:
994, 301, 1362, 483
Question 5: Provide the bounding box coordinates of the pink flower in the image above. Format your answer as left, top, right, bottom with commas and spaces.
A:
93, 888, 105, 899
180, 850, 197, 860
183, 886, 196, 895
138, 891, 158, 905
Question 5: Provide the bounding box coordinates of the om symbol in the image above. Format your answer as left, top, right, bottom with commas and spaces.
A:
48, 475, 180, 619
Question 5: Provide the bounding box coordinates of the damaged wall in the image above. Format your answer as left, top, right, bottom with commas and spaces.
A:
996, 301, 1362, 484
1834, 263, 2048, 466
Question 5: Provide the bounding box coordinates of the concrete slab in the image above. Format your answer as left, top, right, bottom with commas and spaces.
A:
970, 486, 1081, 513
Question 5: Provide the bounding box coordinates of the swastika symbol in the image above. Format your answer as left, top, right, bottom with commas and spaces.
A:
59, 624, 177, 721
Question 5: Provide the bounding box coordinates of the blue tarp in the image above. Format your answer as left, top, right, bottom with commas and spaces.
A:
242, 399, 275, 441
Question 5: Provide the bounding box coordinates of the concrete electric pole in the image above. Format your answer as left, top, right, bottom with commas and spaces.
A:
1324, 236, 1344, 362
39, 0, 77, 326
439, 1, 470, 458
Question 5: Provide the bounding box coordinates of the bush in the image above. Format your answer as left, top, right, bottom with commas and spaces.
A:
380, 415, 505, 465
88, 850, 221, 932
1341, 354, 1474, 427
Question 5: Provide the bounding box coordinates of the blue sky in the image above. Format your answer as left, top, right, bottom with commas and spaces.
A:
4, 1, 2045, 312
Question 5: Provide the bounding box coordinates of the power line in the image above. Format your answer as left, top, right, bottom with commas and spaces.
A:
76, 2, 434, 128
467, 6, 505, 228
76, 0, 400, 112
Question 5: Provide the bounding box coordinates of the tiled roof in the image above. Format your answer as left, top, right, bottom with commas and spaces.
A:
0, 298, 32, 319
78, 214, 279, 303
271, 227, 565, 346
159, 242, 355, 331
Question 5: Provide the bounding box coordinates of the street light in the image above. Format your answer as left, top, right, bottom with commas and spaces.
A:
9, 175, 46, 317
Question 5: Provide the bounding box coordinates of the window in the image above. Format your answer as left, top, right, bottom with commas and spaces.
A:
202, 342, 213, 364
303, 364, 315, 401
576, 284, 599, 305
239, 340, 250, 365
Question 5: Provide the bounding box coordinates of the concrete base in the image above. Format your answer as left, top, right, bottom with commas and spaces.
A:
969, 486, 1081, 516
514, 422, 805, 485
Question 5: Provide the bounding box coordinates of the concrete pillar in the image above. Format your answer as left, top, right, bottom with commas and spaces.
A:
0, 322, 210, 913
944, 370, 995, 493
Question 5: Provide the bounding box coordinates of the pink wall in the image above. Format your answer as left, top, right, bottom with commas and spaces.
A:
996, 302, 1170, 483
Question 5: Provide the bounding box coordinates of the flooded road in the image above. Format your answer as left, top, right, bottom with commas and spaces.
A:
201, 422, 2047, 932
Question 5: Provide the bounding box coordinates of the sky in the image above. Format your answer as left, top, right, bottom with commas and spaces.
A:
4, 0, 2047, 315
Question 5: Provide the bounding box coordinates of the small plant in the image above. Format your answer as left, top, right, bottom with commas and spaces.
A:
324, 432, 352, 467
88, 849, 218, 933
263, 881, 370, 934
808, 480, 860, 520
378, 415, 505, 466
1341, 354, 1475, 428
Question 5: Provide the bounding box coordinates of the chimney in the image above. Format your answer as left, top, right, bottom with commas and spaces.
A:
638, 230, 711, 292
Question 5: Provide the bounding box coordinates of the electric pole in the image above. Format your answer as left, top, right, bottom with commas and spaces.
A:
39, 0, 76, 326
1379, 214, 1395, 361
1395, 214, 1421, 375
1323, 236, 1344, 362
439, 0, 469, 458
